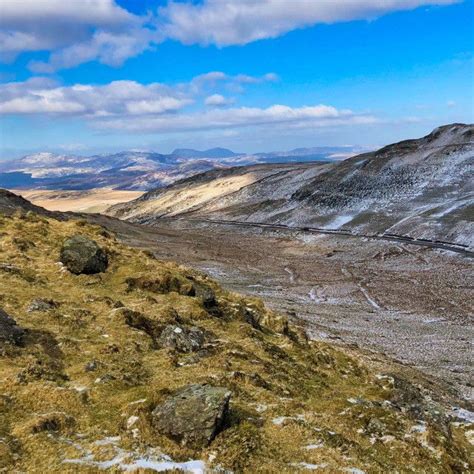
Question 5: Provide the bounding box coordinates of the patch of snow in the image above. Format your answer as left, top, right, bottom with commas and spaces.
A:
451, 407, 474, 423
63, 437, 206, 473
358, 285, 381, 310
304, 442, 324, 450
291, 462, 328, 470
284, 267, 295, 283
323, 214, 354, 230
126, 416, 139, 429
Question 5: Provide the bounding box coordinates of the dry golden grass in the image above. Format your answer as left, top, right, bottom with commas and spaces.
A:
15, 188, 144, 213
0, 211, 471, 473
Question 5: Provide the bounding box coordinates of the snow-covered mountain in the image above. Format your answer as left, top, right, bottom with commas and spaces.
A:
0, 146, 353, 191
109, 123, 474, 248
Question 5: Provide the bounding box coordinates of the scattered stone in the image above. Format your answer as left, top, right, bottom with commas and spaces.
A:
152, 383, 231, 448
27, 298, 58, 313
0, 308, 25, 346
84, 360, 100, 372
158, 324, 205, 353
60, 235, 108, 275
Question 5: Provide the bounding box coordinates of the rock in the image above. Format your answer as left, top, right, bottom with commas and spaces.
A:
158, 324, 205, 353
192, 282, 218, 310
84, 360, 99, 372
152, 384, 231, 448
59, 235, 108, 275
0, 308, 25, 346
27, 298, 58, 312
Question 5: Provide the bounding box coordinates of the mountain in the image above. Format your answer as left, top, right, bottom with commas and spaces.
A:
0, 146, 355, 191
109, 123, 474, 248
171, 147, 239, 158
0, 188, 60, 218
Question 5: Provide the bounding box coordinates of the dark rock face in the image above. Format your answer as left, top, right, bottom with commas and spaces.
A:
158, 324, 205, 353
60, 235, 108, 274
192, 282, 218, 312
117, 307, 162, 340
0, 308, 25, 346
152, 384, 231, 448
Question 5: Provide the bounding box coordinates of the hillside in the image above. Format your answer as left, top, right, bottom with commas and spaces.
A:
109, 124, 474, 248
0, 209, 472, 472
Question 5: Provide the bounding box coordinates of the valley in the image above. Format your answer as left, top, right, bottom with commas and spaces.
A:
89, 215, 474, 404
15, 188, 144, 213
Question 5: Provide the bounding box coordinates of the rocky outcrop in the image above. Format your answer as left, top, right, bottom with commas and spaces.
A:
152, 384, 231, 448
158, 324, 205, 353
0, 308, 25, 346
60, 235, 108, 274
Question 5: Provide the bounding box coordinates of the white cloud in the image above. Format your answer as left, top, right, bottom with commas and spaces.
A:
95, 103, 377, 134
205, 94, 234, 106
159, 0, 459, 46
0, 0, 459, 71
0, 79, 190, 116
0, 76, 376, 135
0, 0, 158, 69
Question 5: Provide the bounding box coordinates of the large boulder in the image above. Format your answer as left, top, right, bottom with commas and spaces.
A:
60, 235, 108, 275
158, 324, 205, 353
152, 384, 231, 448
0, 308, 25, 346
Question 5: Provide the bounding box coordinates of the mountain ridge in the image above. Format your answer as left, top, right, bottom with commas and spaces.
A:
0, 146, 355, 191
108, 123, 474, 249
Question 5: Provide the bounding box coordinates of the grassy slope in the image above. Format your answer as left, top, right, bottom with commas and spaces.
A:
0, 211, 471, 473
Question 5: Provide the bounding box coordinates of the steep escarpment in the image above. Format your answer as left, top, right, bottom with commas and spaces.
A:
1, 211, 472, 472
109, 124, 474, 248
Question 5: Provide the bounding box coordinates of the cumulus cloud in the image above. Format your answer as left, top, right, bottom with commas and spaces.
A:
0, 0, 158, 69
0, 75, 376, 134
159, 0, 458, 46
0, 79, 190, 116
0, 0, 458, 71
204, 94, 234, 106
0, 72, 280, 116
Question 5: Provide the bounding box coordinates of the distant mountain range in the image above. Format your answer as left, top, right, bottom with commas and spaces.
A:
109, 123, 474, 248
0, 146, 358, 191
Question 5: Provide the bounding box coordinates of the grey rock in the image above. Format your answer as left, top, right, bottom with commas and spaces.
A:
60, 235, 108, 275
0, 308, 25, 346
27, 298, 58, 312
152, 383, 231, 447
192, 282, 217, 310
158, 324, 205, 353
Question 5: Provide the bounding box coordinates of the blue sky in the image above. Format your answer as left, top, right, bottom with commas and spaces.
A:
0, 0, 473, 158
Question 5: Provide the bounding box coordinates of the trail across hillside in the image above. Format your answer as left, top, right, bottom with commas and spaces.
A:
184, 218, 474, 257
